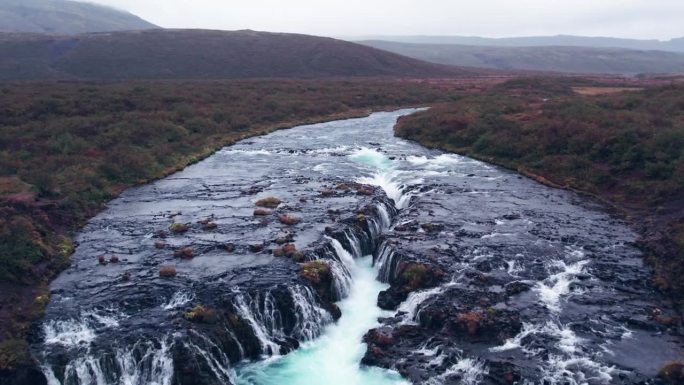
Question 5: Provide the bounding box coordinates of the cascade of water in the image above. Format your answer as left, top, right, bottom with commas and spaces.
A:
343, 231, 363, 260
374, 241, 397, 283
329, 237, 357, 268
234, 257, 408, 385
376, 203, 392, 230
116, 339, 175, 385
183, 331, 235, 384
162, 290, 195, 310
232, 292, 283, 357
425, 358, 489, 385
328, 259, 353, 299
288, 285, 333, 341
397, 286, 447, 325
231, 286, 333, 358
42, 338, 176, 385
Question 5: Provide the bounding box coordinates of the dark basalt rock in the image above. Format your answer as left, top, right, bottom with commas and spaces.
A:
0, 367, 47, 385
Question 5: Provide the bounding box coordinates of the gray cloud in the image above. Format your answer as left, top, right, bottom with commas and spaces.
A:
89, 0, 684, 40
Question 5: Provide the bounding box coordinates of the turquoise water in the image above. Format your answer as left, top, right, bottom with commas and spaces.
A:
233, 256, 409, 385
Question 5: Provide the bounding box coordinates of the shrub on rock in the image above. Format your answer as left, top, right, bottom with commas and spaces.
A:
356, 186, 374, 196
169, 223, 189, 234
255, 197, 281, 208
399, 262, 444, 290
278, 214, 301, 226
185, 305, 218, 324
273, 243, 304, 261
173, 247, 195, 259
300, 260, 330, 285
201, 221, 217, 230
159, 266, 177, 277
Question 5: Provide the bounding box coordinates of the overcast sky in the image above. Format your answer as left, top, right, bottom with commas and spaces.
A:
88, 0, 683, 40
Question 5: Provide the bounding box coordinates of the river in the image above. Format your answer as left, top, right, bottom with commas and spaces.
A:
35, 109, 682, 385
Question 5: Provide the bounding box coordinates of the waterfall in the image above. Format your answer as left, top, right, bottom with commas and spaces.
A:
231, 285, 333, 358
183, 331, 235, 384
288, 286, 333, 341
42, 338, 175, 385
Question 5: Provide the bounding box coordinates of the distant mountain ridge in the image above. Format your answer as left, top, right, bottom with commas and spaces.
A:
360, 40, 684, 75
0, 29, 486, 80
0, 0, 158, 34
349, 35, 684, 53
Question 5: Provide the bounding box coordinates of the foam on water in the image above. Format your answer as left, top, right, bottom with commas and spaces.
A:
162, 290, 195, 310
425, 357, 488, 385
536, 259, 590, 313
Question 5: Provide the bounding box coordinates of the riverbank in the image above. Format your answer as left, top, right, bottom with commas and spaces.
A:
394, 78, 684, 322
0, 79, 469, 379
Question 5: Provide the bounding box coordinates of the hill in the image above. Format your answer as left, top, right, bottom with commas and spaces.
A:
0, 29, 484, 80
359, 41, 684, 75
350, 35, 684, 53
0, 0, 158, 34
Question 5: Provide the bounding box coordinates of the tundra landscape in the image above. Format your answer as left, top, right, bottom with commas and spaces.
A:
0, 1, 682, 384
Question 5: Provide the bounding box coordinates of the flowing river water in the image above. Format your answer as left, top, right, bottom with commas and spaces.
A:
34, 110, 682, 385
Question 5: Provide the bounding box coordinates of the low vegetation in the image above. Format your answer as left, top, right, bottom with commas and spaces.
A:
395, 78, 684, 311
255, 197, 281, 209
159, 266, 177, 278
273, 243, 305, 261
169, 223, 189, 234
184, 305, 218, 324
278, 214, 301, 226
299, 260, 331, 285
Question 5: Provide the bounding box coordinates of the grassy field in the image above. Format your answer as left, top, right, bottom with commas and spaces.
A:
0, 79, 473, 373
395, 78, 684, 314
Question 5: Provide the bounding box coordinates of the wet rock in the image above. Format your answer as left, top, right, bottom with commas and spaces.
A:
253, 208, 271, 216
154, 241, 167, 249
0, 366, 47, 385
420, 223, 444, 233
248, 243, 265, 253
659, 362, 684, 384
505, 281, 531, 296
486, 361, 523, 385
97, 255, 107, 265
